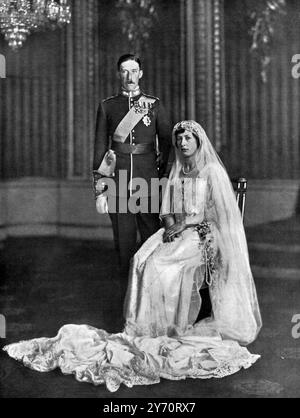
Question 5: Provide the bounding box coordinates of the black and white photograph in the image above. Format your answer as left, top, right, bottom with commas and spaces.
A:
0, 0, 299, 401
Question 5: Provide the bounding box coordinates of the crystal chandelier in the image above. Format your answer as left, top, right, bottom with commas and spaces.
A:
0, 0, 71, 51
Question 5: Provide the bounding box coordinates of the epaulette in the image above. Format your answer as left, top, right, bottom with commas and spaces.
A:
143, 93, 160, 102
102, 94, 118, 103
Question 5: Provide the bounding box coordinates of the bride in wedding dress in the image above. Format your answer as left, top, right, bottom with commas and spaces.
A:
3, 120, 262, 393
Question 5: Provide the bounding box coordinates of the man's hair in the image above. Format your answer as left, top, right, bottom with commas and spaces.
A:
117, 54, 142, 71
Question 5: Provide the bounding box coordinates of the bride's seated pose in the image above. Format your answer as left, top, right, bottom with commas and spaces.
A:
4, 120, 262, 393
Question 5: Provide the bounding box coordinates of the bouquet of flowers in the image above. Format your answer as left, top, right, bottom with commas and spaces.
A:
195, 222, 218, 282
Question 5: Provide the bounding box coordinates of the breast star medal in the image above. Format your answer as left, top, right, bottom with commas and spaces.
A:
142, 115, 151, 127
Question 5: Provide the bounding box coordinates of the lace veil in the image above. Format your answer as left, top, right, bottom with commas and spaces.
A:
161, 121, 262, 345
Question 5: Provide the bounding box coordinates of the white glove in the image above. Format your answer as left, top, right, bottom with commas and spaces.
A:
98, 150, 116, 177
96, 195, 108, 214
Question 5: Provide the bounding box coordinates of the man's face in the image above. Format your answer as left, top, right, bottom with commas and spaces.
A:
118, 60, 143, 92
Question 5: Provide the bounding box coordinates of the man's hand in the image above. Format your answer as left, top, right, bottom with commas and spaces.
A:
106, 150, 115, 165
163, 222, 186, 243
96, 180, 108, 194
92, 171, 108, 199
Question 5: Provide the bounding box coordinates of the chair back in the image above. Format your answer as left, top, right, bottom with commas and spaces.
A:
232, 177, 247, 222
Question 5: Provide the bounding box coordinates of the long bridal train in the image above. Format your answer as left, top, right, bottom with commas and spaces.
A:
4, 323, 260, 392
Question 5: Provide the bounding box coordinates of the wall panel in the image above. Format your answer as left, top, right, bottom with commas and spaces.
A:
225, 0, 300, 179
0, 28, 67, 179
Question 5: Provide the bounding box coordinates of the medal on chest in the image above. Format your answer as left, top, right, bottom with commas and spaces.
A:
134, 98, 153, 127
142, 115, 151, 127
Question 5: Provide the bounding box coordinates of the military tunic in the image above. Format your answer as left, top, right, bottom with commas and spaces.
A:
93, 91, 172, 286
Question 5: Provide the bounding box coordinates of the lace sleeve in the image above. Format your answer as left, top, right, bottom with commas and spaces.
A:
204, 174, 217, 226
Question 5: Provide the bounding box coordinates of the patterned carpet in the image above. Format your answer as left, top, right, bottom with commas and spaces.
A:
0, 219, 300, 398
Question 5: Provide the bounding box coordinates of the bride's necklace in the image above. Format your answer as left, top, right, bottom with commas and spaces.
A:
182, 164, 196, 175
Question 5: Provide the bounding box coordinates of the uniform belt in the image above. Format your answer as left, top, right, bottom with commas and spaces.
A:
111, 142, 154, 155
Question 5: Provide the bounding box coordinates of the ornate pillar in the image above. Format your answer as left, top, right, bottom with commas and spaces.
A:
183, 0, 196, 120
66, 0, 97, 180
182, 0, 226, 152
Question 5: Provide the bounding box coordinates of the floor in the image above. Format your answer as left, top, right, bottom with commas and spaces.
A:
0, 217, 300, 398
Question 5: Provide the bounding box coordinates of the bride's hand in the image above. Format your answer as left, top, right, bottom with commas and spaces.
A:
163, 222, 186, 243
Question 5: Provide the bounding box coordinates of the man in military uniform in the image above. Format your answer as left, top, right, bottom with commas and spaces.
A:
93, 54, 172, 298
